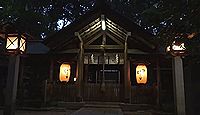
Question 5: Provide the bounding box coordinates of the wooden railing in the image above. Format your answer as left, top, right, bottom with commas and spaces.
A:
130, 86, 157, 104
46, 82, 157, 103
83, 83, 122, 102
47, 82, 77, 102
46, 82, 122, 102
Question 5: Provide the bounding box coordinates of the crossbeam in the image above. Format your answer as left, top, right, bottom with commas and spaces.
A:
85, 45, 124, 49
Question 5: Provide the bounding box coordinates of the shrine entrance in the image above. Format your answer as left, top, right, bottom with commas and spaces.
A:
83, 53, 124, 101
71, 14, 133, 102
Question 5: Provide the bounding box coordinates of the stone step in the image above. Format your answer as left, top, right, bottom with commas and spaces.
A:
84, 104, 120, 108
56, 101, 85, 110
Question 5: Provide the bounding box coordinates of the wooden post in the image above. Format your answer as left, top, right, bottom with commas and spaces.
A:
101, 33, 106, 92
124, 32, 131, 102
127, 60, 131, 103
17, 58, 24, 104
75, 32, 84, 101
4, 55, 20, 115
44, 80, 48, 105
156, 58, 160, 106
172, 56, 186, 115
49, 59, 54, 82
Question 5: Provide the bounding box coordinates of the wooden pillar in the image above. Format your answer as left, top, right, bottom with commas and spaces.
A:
4, 55, 20, 115
18, 58, 24, 89
156, 58, 160, 105
101, 33, 106, 91
172, 56, 186, 115
84, 55, 90, 84
75, 32, 84, 101
49, 59, 54, 82
127, 59, 131, 103
17, 58, 24, 104
124, 32, 131, 102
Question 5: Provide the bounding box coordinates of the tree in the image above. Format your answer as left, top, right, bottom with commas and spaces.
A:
0, 0, 95, 39
1, 0, 199, 53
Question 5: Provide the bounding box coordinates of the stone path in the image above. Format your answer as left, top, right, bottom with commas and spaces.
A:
72, 107, 123, 115
0, 110, 74, 115
0, 108, 173, 115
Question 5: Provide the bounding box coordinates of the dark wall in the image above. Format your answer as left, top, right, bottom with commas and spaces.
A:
17, 55, 50, 107
0, 66, 7, 106
184, 60, 200, 115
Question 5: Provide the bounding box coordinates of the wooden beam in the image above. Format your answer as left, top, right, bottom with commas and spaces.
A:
49, 59, 54, 82
81, 23, 101, 38
85, 45, 124, 49
107, 20, 127, 36
4, 55, 20, 115
124, 32, 131, 102
107, 18, 128, 34
127, 49, 149, 54
106, 31, 124, 46
173, 56, 186, 115
79, 18, 100, 36
80, 21, 100, 35
102, 32, 106, 45
107, 25, 126, 41
58, 49, 79, 53
106, 29, 124, 43
75, 32, 83, 42
81, 26, 101, 39
84, 31, 103, 46
156, 58, 160, 106
75, 32, 84, 101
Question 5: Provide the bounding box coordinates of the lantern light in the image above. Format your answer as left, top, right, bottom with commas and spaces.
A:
136, 64, 147, 84
6, 33, 26, 53
171, 41, 186, 51
59, 63, 71, 82
166, 40, 186, 56
101, 15, 106, 30
74, 77, 77, 82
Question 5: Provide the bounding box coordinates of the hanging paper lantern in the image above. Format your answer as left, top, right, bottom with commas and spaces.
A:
136, 64, 147, 84
59, 63, 71, 82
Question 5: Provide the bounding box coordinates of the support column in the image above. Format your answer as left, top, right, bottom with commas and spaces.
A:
101, 33, 106, 92
4, 55, 20, 115
156, 58, 160, 105
124, 32, 131, 102
75, 32, 84, 101
49, 59, 54, 82
173, 56, 186, 115
127, 60, 131, 103
18, 58, 24, 104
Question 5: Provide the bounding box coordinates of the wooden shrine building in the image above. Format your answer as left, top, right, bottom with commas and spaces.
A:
1, 2, 200, 115
44, 3, 163, 104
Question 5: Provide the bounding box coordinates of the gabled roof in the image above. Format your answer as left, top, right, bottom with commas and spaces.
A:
44, 3, 157, 53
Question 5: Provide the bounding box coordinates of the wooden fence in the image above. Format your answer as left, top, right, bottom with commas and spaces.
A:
130, 86, 157, 104
46, 82, 122, 102
83, 83, 122, 102
46, 82, 157, 104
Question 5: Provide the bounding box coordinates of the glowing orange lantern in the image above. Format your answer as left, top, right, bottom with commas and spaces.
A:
136, 64, 147, 84
59, 63, 71, 82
